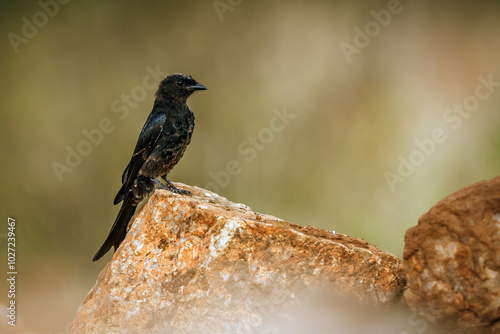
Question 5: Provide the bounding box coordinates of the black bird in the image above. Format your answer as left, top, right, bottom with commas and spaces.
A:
93, 73, 207, 261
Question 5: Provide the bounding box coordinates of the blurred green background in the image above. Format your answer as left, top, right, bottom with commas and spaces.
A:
1, 0, 499, 332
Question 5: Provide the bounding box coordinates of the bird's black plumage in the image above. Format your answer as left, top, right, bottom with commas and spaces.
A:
93, 73, 207, 262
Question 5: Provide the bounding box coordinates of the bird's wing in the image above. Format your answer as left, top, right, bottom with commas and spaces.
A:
114, 111, 167, 204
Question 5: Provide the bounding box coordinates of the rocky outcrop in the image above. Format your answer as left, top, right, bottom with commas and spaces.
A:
404, 176, 500, 334
72, 183, 405, 334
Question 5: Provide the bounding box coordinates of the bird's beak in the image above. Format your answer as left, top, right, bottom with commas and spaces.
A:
188, 83, 207, 91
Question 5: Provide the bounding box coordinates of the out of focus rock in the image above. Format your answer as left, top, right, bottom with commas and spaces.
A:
404, 176, 500, 334
72, 183, 404, 334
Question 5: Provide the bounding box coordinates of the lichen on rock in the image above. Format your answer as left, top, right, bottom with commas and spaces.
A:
72, 184, 405, 334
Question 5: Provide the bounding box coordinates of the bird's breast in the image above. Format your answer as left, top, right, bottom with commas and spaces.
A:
139, 109, 194, 178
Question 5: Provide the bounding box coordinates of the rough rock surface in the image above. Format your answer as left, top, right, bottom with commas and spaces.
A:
72, 184, 405, 334
404, 176, 500, 334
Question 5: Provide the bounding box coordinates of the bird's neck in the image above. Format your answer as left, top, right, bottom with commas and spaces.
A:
153, 95, 188, 109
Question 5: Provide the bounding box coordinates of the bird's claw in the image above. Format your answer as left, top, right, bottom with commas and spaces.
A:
172, 188, 192, 196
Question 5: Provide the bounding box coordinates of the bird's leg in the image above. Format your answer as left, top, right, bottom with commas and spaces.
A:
152, 178, 169, 190
157, 176, 192, 196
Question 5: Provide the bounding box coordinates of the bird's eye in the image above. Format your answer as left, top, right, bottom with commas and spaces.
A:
176, 80, 183, 86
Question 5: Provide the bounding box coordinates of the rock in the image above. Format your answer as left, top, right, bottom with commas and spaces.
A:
404, 176, 500, 334
72, 184, 405, 334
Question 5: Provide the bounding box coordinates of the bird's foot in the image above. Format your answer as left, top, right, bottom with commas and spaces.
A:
154, 177, 192, 196
170, 188, 192, 196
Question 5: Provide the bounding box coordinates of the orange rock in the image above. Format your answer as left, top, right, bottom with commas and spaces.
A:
72, 184, 405, 333
404, 176, 500, 334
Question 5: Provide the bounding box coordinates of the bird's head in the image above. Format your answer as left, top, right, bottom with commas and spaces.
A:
155, 73, 207, 102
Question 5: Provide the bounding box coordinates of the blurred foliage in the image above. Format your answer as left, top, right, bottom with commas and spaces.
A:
1, 0, 500, 332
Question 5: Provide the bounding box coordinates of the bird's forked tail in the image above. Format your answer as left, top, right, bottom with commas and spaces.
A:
92, 193, 137, 262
